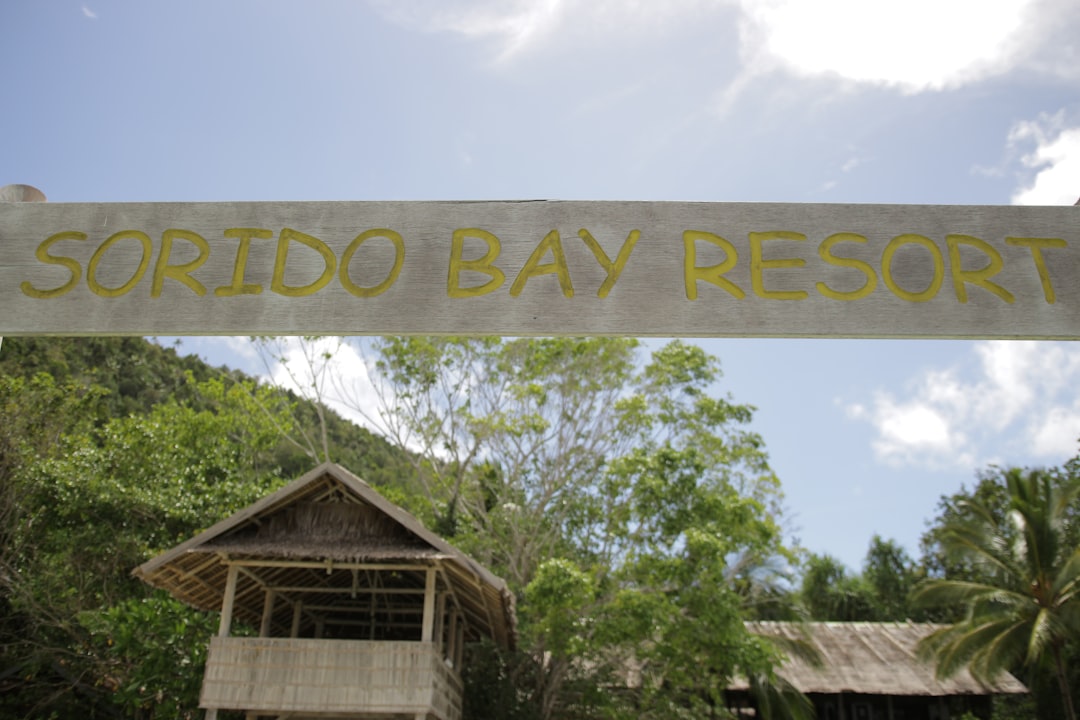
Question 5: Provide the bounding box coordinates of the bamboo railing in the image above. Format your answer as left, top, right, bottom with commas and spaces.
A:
200, 637, 462, 720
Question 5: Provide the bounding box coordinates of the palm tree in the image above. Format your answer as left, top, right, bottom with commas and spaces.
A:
912, 468, 1080, 720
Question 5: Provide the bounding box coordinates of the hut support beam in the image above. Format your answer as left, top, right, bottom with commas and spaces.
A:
435, 592, 446, 653
421, 567, 436, 642
223, 559, 445, 571
260, 590, 276, 637
206, 565, 239, 720
290, 601, 303, 638
455, 611, 465, 670
218, 565, 239, 638
447, 610, 458, 667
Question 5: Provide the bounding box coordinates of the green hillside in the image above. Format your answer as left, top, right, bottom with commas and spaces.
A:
0, 336, 414, 719
0, 337, 405, 486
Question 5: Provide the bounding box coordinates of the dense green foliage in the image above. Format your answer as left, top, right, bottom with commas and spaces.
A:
352, 337, 796, 719
796, 467, 1080, 720
0, 337, 404, 488
798, 536, 921, 622
2, 336, 1078, 720
0, 338, 412, 719
0, 369, 293, 717
914, 469, 1080, 720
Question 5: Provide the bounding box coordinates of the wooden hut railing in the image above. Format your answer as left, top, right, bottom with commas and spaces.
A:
200, 636, 463, 720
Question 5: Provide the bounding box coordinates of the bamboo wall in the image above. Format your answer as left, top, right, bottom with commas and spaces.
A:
200, 637, 463, 720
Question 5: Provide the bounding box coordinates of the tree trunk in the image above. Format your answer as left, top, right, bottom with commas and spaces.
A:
1052, 642, 1077, 720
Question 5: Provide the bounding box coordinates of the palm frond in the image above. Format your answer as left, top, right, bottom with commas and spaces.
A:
925, 616, 1024, 680
912, 579, 1027, 610
746, 670, 815, 720
918, 468, 1080, 720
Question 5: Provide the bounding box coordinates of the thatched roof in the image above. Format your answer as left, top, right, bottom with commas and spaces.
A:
737, 622, 1026, 696
134, 462, 516, 648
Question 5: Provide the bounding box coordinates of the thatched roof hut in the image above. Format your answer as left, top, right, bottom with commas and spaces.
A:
730, 622, 1026, 719
135, 462, 516, 720
741, 621, 1026, 696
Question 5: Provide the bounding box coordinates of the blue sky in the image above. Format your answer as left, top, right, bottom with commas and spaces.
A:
3, 0, 1079, 570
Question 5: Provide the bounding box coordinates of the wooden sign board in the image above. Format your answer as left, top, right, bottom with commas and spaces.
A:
1, 200, 1077, 338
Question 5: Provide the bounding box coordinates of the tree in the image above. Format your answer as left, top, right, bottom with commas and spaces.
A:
1, 372, 297, 718
330, 336, 647, 587
862, 535, 919, 620
799, 553, 878, 621
913, 468, 1080, 720
797, 536, 920, 622
326, 337, 796, 718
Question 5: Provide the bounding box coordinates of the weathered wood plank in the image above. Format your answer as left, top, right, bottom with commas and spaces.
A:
1, 200, 1077, 338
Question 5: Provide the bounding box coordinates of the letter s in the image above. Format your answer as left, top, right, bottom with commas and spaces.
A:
21, 231, 86, 299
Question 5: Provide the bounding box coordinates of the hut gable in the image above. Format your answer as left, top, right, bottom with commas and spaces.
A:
203, 497, 436, 562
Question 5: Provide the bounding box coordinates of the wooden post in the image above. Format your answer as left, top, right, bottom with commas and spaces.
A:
259, 589, 276, 637
435, 591, 446, 652
207, 563, 238, 720
421, 567, 436, 642
290, 601, 303, 638
454, 612, 465, 670
447, 609, 458, 665
369, 590, 376, 640
218, 564, 239, 637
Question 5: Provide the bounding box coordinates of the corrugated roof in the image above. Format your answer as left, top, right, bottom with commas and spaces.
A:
134, 462, 517, 649
739, 622, 1026, 696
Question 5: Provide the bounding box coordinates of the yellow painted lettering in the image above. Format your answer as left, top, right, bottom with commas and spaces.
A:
578, 228, 639, 298
339, 228, 405, 298
1006, 236, 1067, 304
510, 230, 574, 298
749, 231, 807, 300
216, 228, 272, 297
946, 234, 1013, 304
151, 229, 209, 297
881, 234, 944, 302
816, 232, 877, 301
21, 231, 86, 299
447, 228, 505, 298
87, 230, 152, 298
683, 230, 745, 300
270, 227, 337, 297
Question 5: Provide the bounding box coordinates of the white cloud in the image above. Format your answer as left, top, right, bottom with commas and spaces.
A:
848, 341, 1080, 469
817, 150, 870, 194
81, 5, 98, 19
1031, 405, 1080, 456
736, 0, 1036, 92
369, 0, 1077, 92
840, 156, 863, 174
218, 336, 260, 365
369, 0, 728, 62
260, 337, 385, 435
1009, 111, 1080, 206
